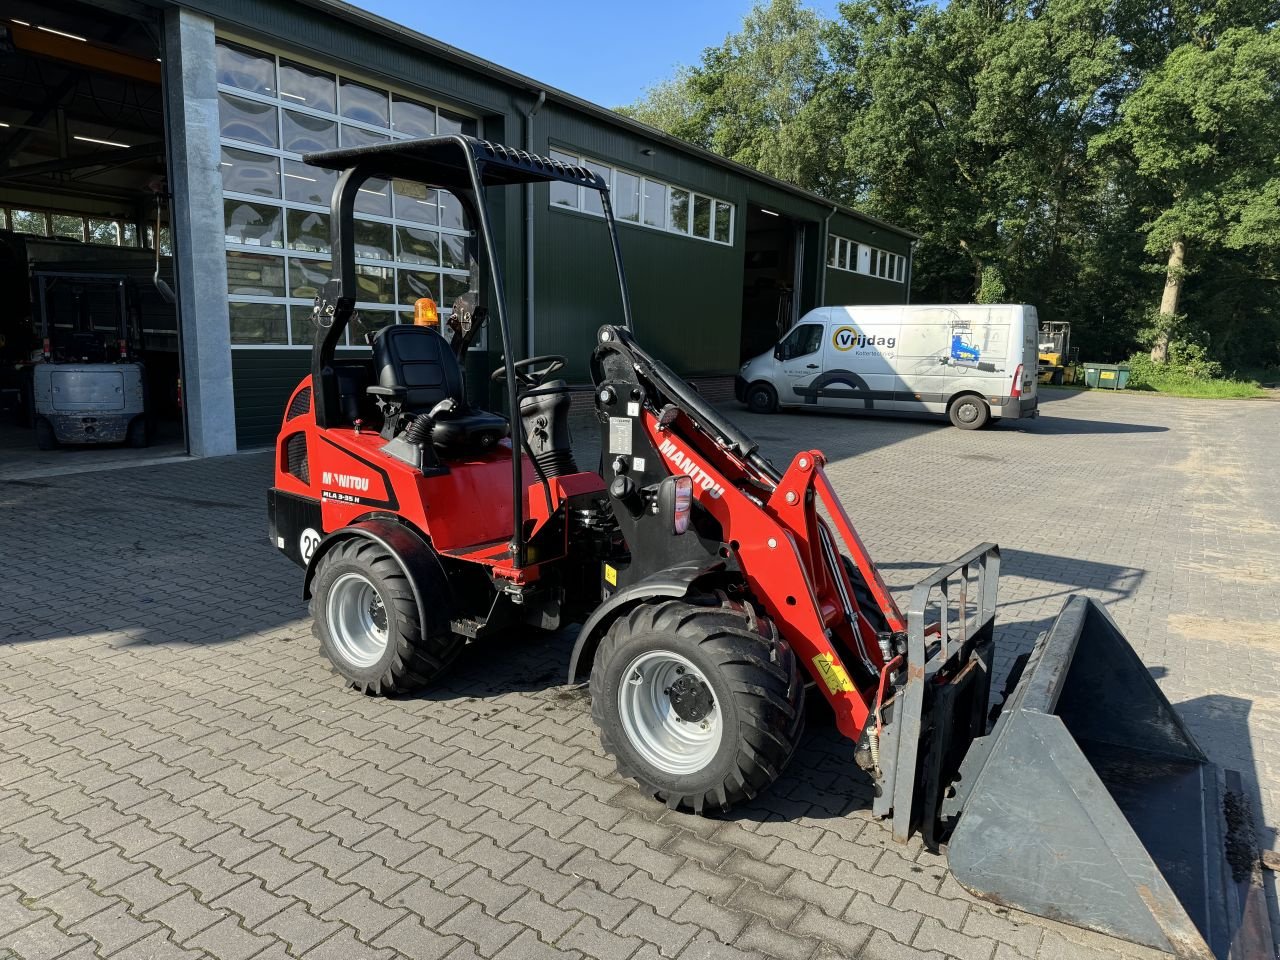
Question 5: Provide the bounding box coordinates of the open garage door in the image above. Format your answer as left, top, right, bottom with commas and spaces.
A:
0, 1, 184, 479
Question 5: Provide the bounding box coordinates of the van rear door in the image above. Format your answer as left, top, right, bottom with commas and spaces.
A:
1017, 306, 1039, 408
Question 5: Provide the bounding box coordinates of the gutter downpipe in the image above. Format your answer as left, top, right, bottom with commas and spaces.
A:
906, 239, 918, 304
524, 90, 546, 356
818, 205, 837, 305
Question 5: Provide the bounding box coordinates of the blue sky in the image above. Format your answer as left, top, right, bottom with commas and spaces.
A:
354, 0, 841, 108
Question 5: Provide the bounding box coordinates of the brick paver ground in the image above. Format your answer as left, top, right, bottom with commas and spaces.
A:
1, 387, 1277, 960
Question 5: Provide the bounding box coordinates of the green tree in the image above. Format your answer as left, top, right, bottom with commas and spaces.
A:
829, 0, 1126, 302
620, 0, 841, 192
1100, 27, 1280, 361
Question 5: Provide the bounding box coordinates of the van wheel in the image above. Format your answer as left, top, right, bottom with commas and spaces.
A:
948, 395, 989, 430
745, 383, 778, 414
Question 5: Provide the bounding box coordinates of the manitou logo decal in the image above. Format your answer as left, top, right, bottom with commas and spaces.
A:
321, 471, 370, 492
657, 439, 725, 499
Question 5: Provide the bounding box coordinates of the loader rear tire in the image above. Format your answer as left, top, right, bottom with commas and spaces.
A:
311, 538, 464, 696
590, 598, 804, 815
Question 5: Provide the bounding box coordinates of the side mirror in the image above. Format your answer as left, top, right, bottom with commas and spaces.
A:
773, 345, 783, 361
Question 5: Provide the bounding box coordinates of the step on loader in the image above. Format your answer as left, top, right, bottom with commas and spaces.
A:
267, 135, 1272, 959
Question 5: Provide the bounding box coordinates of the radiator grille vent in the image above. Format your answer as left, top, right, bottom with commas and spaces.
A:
285, 433, 309, 484
286, 386, 312, 420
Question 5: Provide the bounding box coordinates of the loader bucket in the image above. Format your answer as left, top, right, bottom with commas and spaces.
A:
946, 596, 1240, 959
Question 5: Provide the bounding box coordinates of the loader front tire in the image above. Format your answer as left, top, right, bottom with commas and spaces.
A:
311, 538, 463, 696
591, 598, 804, 815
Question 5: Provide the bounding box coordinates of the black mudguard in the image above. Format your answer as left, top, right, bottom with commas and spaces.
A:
566, 561, 724, 684
303, 518, 455, 640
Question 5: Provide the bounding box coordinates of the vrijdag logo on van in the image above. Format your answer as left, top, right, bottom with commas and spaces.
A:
832, 325, 896, 352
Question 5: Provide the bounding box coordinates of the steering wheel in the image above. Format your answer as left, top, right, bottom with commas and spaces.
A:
491, 355, 567, 388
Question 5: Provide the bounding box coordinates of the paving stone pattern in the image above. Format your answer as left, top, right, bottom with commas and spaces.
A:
0, 388, 1277, 959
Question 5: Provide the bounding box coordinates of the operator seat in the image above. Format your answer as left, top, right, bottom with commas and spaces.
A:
369, 324, 509, 453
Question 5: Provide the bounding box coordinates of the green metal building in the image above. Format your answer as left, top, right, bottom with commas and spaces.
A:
0, 0, 917, 456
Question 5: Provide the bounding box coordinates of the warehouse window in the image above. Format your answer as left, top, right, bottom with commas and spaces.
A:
548, 147, 735, 247
2, 206, 141, 247
828, 235, 858, 272
828, 234, 906, 283
867, 246, 907, 282
215, 38, 480, 348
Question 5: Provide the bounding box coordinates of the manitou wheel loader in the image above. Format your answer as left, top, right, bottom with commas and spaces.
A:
268, 136, 1271, 959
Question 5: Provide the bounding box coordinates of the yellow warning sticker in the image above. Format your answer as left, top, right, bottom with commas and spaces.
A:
812, 653, 855, 694
603, 564, 617, 586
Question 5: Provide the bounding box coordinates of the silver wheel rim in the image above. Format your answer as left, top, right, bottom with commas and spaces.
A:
326, 572, 388, 668
958, 401, 980, 423
617, 651, 722, 775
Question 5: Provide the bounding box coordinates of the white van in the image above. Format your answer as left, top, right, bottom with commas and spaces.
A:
735, 304, 1040, 429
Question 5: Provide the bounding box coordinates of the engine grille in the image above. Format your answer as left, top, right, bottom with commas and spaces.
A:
286, 386, 312, 420
285, 432, 309, 484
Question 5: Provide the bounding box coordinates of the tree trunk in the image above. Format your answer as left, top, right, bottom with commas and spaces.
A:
1152, 238, 1186, 363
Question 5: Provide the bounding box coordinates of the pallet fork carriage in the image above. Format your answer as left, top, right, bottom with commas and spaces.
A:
267, 135, 1272, 959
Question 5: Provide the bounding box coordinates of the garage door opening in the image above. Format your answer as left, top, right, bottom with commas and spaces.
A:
0, 2, 183, 479
739, 204, 804, 364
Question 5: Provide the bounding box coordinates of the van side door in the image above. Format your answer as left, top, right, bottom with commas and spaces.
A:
774, 323, 825, 405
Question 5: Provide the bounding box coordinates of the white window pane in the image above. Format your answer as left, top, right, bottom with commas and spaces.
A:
282, 111, 337, 154
827, 235, 838, 266
88, 219, 120, 245
216, 41, 275, 95
121, 223, 138, 247
713, 202, 731, 243
225, 199, 283, 247
279, 60, 335, 112
355, 178, 391, 218
52, 215, 85, 241
693, 195, 712, 239
549, 150, 578, 208
229, 302, 287, 344
393, 181, 438, 223
221, 147, 280, 197
219, 93, 278, 148
340, 78, 389, 126
614, 171, 640, 222
437, 108, 476, 137
283, 160, 335, 205
392, 96, 436, 138
643, 181, 667, 229
584, 160, 609, 216
226, 250, 286, 297
669, 188, 690, 234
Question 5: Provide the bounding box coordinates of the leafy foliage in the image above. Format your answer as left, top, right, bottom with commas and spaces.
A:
622, 0, 1280, 368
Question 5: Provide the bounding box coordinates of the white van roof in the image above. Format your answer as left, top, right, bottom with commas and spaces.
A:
802, 304, 1034, 324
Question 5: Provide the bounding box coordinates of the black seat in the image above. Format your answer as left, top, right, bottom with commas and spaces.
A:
369, 324, 508, 453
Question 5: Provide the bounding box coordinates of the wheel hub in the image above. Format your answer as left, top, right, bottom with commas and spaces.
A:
667, 673, 714, 723
617, 651, 723, 776
327, 572, 389, 668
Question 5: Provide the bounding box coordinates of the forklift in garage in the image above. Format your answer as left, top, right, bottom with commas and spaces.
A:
268, 135, 1271, 959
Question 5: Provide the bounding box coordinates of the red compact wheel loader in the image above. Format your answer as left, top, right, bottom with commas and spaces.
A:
269, 136, 1271, 959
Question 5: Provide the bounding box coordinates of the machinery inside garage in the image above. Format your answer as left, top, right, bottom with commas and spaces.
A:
0, 0, 183, 476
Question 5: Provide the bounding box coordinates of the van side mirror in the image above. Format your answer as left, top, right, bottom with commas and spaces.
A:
773, 345, 783, 361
